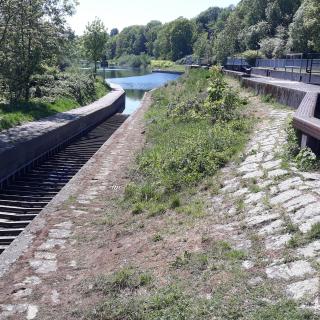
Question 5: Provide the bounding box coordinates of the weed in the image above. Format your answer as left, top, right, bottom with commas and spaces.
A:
132, 203, 143, 215
152, 234, 163, 242
170, 195, 181, 209
177, 200, 206, 218
235, 198, 245, 214
261, 94, 275, 103
89, 267, 152, 295
307, 223, 320, 240
295, 147, 319, 171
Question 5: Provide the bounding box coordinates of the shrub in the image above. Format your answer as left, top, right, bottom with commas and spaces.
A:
117, 54, 150, 68
295, 147, 318, 171
241, 50, 264, 66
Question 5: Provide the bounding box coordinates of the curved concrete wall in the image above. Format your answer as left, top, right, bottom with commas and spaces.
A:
0, 86, 125, 185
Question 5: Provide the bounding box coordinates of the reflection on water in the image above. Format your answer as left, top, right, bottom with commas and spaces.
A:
97, 66, 181, 114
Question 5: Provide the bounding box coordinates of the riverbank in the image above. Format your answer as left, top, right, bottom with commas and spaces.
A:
0, 75, 109, 132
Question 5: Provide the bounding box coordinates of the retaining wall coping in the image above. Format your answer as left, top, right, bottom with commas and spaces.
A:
0, 85, 124, 153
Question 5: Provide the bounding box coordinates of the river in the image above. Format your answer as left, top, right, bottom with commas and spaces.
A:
97, 67, 181, 114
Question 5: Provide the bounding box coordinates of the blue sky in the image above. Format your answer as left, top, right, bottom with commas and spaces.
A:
68, 0, 240, 35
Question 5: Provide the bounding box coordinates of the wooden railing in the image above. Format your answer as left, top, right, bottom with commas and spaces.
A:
293, 92, 320, 145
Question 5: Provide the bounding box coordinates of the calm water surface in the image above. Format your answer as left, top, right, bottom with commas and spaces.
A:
97, 67, 181, 114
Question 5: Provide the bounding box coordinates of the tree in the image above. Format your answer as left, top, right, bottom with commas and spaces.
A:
193, 33, 212, 63
288, 0, 320, 53
213, 13, 242, 64
195, 7, 222, 33
83, 18, 108, 75
144, 20, 162, 56
0, 0, 77, 102
155, 18, 195, 61
110, 28, 119, 37
115, 25, 146, 57
303, 0, 320, 51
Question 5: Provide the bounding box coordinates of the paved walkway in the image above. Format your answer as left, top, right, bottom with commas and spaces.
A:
220, 105, 320, 311
249, 75, 320, 94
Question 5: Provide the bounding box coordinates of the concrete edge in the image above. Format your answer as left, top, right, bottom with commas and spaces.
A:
0, 86, 125, 184
0, 91, 153, 278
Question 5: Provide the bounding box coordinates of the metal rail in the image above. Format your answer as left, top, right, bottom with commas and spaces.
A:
0, 113, 128, 254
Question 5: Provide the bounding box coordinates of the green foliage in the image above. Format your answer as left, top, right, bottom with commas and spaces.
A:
284, 118, 300, 158
89, 267, 153, 294
0, 0, 77, 102
124, 69, 251, 217
241, 50, 264, 66
307, 223, 320, 241
0, 72, 109, 131
83, 18, 109, 74
150, 60, 185, 72
154, 18, 195, 61
251, 300, 315, 320
117, 54, 150, 68
295, 148, 318, 171
114, 25, 147, 57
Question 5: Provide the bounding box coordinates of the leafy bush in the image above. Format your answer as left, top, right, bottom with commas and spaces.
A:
151, 60, 175, 69
117, 54, 150, 68
295, 147, 318, 171
0, 71, 110, 131
241, 50, 264, 66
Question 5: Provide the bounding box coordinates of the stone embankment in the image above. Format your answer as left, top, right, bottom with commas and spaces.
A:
0, 85, 125, 185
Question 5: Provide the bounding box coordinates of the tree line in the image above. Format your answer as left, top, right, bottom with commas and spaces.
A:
78, 0, 320, 69
1, 0, 319, 103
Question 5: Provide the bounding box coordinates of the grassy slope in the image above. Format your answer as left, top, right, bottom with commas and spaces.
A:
151, 60, 186, 73
80, 71, 315, 319
0, 79, 110, 132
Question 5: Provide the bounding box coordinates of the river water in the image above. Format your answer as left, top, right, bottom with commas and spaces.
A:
97, 67, 181, 114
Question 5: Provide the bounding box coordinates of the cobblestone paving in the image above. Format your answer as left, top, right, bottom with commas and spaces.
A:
220, 107, 320, 311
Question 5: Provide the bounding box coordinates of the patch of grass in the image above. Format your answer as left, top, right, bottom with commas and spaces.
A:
251, 300, 316, 320
261, 94, 275, 104
151, 60, 185, 73
170, 195, 181, 209
235, 198, 245, 214
132, 202, 144, 215
245, 178, 261, 193
177, 199, 206, 218
152, 234, 163, 242
307, 223, 320, 240
148, 203, 167, 217
88, 267, 153, 295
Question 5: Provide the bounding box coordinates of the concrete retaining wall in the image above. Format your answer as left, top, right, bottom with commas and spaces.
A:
224, 69, 306, 109
0, 86, 125, 185
241, 78, 305, 109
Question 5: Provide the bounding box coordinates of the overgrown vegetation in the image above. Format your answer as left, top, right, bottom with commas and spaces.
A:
150, 60, 185, 72
117, 54, 151, 68
83, 242, 314, 320
0, 72, 109, 131
284, 118, 320, 171
123, 68, 251, 215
